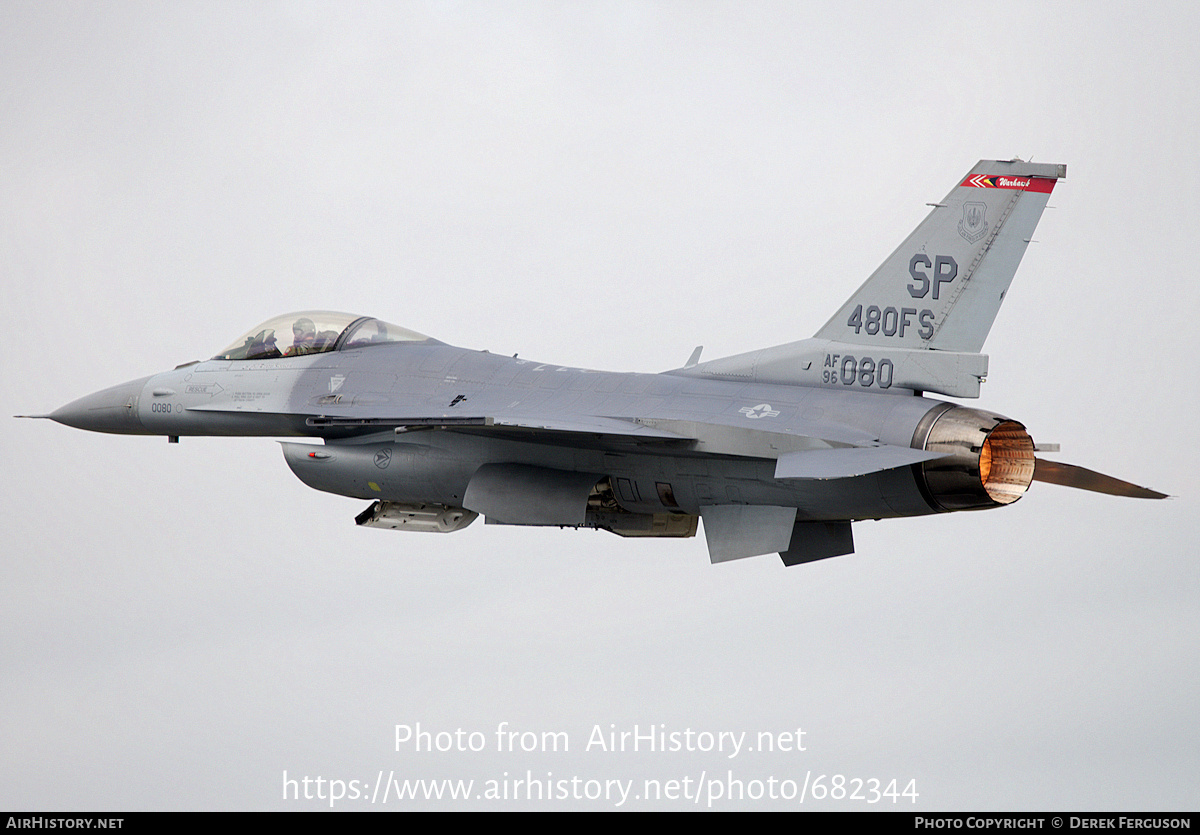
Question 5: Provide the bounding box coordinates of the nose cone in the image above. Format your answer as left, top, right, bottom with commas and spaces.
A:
49, 376, 154, 434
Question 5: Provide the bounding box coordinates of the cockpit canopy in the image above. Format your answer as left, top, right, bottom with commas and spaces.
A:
213, 311, 430, 361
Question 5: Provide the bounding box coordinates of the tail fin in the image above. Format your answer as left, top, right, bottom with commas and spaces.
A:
815, 160, 1065, 353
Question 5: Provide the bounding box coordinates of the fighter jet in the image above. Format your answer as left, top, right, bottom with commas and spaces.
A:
33, 159, 1165, 566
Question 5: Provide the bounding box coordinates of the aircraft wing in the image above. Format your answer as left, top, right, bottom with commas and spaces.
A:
302, 411, 912, 473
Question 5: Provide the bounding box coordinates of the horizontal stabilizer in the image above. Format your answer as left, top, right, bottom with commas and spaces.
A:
775, 445, 945, 480
1032, 459, 1167, 500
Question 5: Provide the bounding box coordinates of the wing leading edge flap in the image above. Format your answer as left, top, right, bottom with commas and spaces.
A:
299, 413, 690, 441
774, 445, 946, 480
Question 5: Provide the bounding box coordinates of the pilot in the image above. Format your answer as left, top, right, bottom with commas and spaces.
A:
285, 317, 317, 356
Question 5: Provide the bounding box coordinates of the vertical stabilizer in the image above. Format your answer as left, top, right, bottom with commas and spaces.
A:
814, 160, 1065, 353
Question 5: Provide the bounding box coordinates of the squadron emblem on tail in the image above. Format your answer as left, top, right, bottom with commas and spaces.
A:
958, 201, 988, 243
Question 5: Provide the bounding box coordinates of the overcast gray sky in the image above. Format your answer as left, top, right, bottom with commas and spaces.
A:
3, 1, 1197, 810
